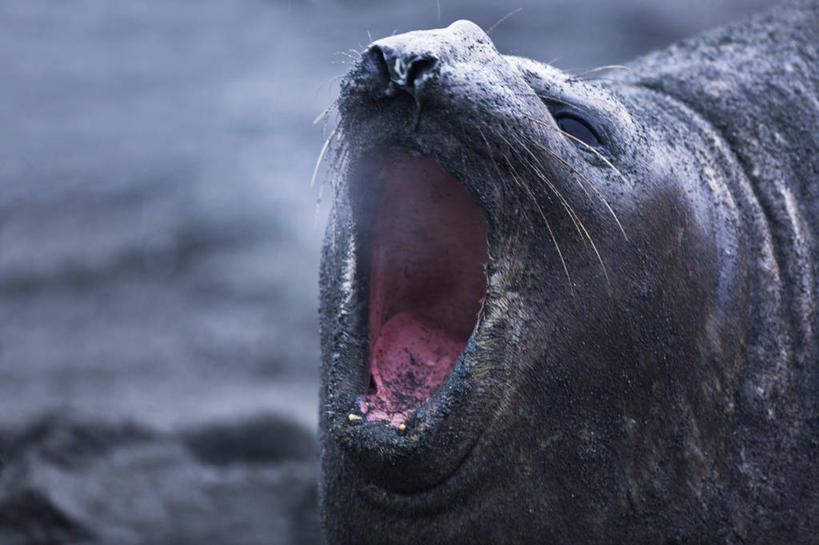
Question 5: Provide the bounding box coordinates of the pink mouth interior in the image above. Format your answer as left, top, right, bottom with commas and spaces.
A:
362, 154, 488, 426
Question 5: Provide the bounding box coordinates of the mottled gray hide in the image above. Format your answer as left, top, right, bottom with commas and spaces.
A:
319, 1, 818, 543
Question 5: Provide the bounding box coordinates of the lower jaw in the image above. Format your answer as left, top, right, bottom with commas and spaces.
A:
360, 310, 463, 426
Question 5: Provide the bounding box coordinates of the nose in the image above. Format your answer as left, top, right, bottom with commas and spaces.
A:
352, 20, 492, 104
361, 45, 438, 99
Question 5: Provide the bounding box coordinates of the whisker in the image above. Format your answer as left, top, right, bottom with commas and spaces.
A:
329, 140, 349, 197
572, 64, 630, 77
495, 137, 573, 294
487, 8, 523, 35
514, 135, 610, 287
311, 127, 338, 188
478, 129, 538, 234
476, 126, 520, 211
313, 100, 338, 126
534, 94, 589, 113
526, 137, 627, 240
526, 115, 634, 189
314, 135, 347, 224
511, 134, 587, 244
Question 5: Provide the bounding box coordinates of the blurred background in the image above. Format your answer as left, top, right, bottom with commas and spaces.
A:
0, 0, 768, 543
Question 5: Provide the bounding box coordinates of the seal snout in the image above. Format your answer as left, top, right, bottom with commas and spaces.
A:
363, 45, 438, 100
354, 19, 493, 105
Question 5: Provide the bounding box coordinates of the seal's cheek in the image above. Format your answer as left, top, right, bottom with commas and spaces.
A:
362, 153, 488, 426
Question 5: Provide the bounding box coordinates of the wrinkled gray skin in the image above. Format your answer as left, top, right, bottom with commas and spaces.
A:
319, 2, 819, 544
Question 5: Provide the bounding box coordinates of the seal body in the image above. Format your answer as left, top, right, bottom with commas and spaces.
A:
319, 2, 819, 543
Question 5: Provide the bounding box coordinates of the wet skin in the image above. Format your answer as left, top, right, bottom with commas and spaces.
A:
319, 3, 819, 543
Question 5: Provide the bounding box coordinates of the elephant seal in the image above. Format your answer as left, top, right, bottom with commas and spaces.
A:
318, 1, 819, 543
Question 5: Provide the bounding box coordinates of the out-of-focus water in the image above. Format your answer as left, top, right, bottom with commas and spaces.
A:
0, 0, 769, 431
0, 0, 769, 542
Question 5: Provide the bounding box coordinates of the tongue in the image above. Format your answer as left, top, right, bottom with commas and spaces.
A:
364, 311, 462, 425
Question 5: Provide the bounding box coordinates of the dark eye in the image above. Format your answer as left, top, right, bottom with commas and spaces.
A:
555, 113, 601, 148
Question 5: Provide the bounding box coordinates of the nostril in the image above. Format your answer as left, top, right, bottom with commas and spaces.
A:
360, 45, 390, 87
405, 56, 437, 89
360, 44, 438, 99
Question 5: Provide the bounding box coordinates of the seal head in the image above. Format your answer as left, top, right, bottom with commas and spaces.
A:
319, 7, 818, 543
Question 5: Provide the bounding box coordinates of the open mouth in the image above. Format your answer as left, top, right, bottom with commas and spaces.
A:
358, 152, 488, 427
